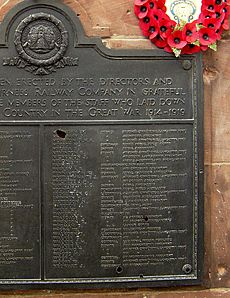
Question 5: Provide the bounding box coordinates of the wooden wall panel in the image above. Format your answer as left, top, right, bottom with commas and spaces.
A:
209, 165, 230, 287
0, 0, 230, 296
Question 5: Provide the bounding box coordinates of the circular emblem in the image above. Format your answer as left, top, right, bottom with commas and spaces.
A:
14, 13, 68, 66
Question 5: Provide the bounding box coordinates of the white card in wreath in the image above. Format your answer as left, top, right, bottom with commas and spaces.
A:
165, 0, 202, 23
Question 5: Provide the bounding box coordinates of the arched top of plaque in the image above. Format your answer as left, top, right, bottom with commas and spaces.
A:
0, 0, 187, 58
0, 0, 203, 76
0, 0, 97, 47
0, 0, 134, 74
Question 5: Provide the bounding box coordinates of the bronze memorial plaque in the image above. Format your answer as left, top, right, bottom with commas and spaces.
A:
0, 0, 203, 289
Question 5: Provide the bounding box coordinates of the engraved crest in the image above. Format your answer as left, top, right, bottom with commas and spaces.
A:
13, 13, 75, 75
25, 25, 58, 54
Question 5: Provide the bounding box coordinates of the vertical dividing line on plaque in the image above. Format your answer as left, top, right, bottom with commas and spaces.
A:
39, 123, 45, 281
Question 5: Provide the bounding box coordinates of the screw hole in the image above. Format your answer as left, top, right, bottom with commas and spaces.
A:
182, 60, 192, 70
56, 130, 66, 139
182, 264, 192, 274
116, 265, 123, 274
139, 274, 144, 278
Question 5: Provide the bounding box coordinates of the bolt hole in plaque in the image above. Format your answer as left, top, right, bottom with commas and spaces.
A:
116, 266, 123, 274
56, 129, 66, 139
182, 264, 193, 274
139, 274, 144, 279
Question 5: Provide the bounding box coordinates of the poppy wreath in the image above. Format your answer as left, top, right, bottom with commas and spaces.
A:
134, 0, 230, 56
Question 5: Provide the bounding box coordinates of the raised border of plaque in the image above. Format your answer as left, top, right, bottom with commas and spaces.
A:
0, 0, 203, 289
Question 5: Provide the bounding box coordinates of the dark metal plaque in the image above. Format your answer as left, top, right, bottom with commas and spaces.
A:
0, 0, 203, 289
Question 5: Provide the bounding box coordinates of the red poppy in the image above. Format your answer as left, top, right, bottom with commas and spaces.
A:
158, 19, 176, 39
139, 15, 159, 37
216, 26, 224, 38
134, 5, 148, 18
200, 45, 209, 51
158, 5, 167, 12
139, 13, 152, 34
198, 11, 216, 23
222, 18, 229, 29
203, 17, 222, 30
199, 27, 218, 45
214, 5, 226, 21
146, 1, 156, 10
134, 0, 149, 6
202, 0, 216, 13
223, 4, 230, 17
181, 44, 201, 54
164, 45, 173, 53
151, 8, 167, 22
148, 19, 160, 39
167, 30, 187, 49
156, 0, 166, 10
152, 34, 168, 48
182, 20, 199, 42
214, 0, 224, 5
